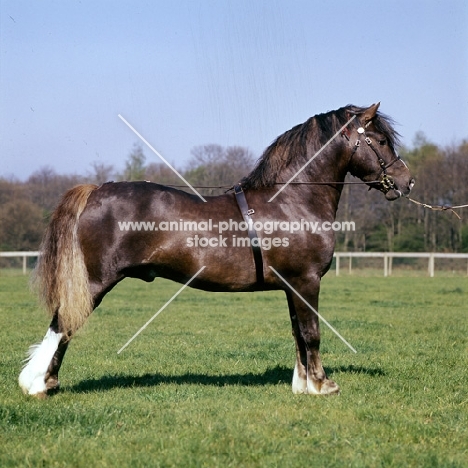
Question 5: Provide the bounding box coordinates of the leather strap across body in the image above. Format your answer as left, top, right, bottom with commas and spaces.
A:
233, 184, 264, 284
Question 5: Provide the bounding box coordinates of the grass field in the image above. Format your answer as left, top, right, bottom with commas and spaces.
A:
1, 272, 467, 467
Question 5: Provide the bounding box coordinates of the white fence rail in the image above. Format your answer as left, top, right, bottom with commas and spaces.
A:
1, 251, 468, 277
0, 251, 40, 274
333, 252, 468, 277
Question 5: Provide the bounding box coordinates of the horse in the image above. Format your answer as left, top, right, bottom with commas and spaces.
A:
19, 103, 414, 398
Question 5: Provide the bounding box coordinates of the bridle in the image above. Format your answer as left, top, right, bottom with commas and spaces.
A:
343, 119, 403, 195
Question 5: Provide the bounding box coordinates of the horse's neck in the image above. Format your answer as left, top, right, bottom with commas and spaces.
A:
283, 148, 349, 216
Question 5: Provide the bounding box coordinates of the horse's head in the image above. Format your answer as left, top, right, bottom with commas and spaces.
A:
346, 103, 414, 200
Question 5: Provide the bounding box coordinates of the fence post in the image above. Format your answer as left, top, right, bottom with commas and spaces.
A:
384, 254, 388, 277
428, 253, 435, 277
336, 254, 340, 276
22, 256, 27, 275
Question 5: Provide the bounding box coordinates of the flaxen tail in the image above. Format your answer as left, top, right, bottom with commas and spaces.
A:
33, 184, 98, 336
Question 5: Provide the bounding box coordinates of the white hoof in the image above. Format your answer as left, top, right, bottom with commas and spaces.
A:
291, 362, 340, 395
292, 362, 319, 395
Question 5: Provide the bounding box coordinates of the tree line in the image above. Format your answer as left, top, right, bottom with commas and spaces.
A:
1, 135, 467, 261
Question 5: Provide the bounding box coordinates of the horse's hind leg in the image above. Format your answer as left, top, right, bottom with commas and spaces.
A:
19, 279, 117, 397
286, 283, 340, 395
43, 313, 70, 393
18, 311, 67, 398
41, 280, 120, 395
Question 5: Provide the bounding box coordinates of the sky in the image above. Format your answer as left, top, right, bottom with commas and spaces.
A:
1, 0, 467, 180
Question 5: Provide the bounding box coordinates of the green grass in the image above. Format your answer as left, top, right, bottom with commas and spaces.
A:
1, 273, 467, 467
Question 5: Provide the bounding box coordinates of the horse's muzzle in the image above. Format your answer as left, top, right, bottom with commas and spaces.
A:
385, 177, 415, 200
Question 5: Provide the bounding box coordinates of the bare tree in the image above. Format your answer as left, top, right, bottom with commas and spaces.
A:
185, 144, 255, 195
144, 162, 184, 186
26, 167, 83, 214
88, 162, 115, 185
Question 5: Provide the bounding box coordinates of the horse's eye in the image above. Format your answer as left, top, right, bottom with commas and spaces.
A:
379, 139, 387, 146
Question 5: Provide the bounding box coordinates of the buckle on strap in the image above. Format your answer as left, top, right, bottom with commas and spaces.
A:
234, 184, 264, 284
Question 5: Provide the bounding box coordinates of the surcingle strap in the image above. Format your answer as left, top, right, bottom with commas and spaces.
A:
234, 184, 264, 284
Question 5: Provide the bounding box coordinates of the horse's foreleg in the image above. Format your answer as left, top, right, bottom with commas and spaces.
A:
286, 285, 340, 395
18, 311, 66, 398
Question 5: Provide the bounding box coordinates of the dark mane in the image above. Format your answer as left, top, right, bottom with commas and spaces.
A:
241, 105, 400, 189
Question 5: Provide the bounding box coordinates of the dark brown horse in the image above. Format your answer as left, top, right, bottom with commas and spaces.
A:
19, 103, 414, 397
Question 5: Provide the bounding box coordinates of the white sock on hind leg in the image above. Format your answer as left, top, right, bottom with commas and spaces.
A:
19, 328, 62, 395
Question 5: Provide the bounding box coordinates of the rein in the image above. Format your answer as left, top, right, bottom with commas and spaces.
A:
162, 180, 382, 191
405, 197, 468, 220
155, 119, 468, 220
163, 121, 390, 193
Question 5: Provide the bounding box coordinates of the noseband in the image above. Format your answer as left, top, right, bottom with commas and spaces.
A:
343, 121, 402, 193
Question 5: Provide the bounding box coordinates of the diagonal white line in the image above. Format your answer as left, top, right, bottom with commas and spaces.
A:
118, 114, 207, 202
117, 266, 206, 354
269, 266, 357, 353
268, 115, 356, 202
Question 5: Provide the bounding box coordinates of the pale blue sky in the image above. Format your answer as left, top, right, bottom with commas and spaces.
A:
1, 0, 467, 179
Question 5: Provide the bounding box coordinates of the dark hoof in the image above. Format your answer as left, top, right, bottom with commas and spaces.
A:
45, 378, 61, 395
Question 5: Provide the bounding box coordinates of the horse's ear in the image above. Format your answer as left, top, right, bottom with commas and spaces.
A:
361, 102, 380, 124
